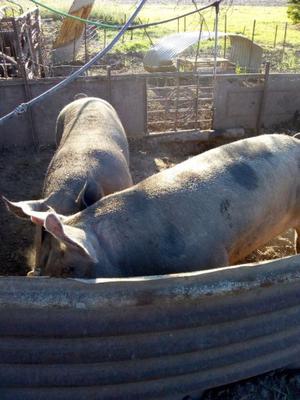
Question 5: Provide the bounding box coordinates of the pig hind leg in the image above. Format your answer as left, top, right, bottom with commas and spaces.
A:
294, 226, 300, 254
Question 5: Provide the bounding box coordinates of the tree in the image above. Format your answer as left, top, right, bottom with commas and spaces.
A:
287, 0, 300, 24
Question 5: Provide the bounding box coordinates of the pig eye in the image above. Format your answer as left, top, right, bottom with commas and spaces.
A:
62, 265, 75, 275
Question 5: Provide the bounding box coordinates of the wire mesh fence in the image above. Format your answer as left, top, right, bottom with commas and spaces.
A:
0, 6, 46, 79
146, 73, 214, 132
1, 0, 299, 79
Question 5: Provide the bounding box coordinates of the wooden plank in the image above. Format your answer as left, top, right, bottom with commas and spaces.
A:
52, 0, 95, 63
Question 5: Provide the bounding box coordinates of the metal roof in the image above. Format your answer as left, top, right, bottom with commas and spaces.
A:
143, 31, 263, 73
143, 31, 214, 72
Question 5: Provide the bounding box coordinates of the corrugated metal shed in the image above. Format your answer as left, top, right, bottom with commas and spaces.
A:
143, 31, 213, 72
229, 35, 263, 72
143, 31, 263, 73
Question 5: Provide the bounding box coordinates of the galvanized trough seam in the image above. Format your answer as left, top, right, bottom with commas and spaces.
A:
0, 324, 299, 369
2, 325, 300, 387
1, 344, 300, 400
1, 319, 299, 365
1, 302, 300, 366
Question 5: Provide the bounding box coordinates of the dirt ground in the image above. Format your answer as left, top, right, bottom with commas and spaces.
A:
0, 136, 299, 400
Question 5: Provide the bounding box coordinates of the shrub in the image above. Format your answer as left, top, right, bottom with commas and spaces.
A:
287, 0, 300, 24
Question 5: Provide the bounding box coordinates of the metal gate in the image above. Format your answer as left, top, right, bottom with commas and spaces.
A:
146, 73, 214, 133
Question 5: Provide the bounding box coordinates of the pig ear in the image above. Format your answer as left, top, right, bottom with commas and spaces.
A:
30, 211, 49, 226
76, 179, 104, 210
2, 195, 49, 220
45, 213, 98, 262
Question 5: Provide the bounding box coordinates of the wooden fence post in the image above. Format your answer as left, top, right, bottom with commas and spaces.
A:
273, 25, 278, 48
107, 65, 112, 103
104, 29, 107, 48
139, 18, 153, 45
223, 13, 227, 58
122, 14, 126, 43
281, 22, 288, 61
174, 59, 180, 131
84, 24, 88, 63
256, 62, 270, 134
247, 19, 256, 72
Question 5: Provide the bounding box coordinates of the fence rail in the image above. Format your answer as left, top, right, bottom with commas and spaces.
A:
146, 74, 214, 133
0, 8, 45, 79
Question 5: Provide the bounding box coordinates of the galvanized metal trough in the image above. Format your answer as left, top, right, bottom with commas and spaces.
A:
1, 255, 300, 399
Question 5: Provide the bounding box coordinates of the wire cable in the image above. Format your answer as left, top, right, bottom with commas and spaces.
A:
0, 0, 148, 126
29, 0, 221, 31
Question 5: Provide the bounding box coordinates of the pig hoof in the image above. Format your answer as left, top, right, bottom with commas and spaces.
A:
27, 269, 40, 277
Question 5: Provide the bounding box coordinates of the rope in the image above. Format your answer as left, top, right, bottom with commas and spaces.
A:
29, 0, 221, 31
0, 0, 148, 126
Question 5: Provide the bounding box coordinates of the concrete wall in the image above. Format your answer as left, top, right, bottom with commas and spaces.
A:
0, 75, 146, 147
0, 73, 299, 147
214, 73, 300, 130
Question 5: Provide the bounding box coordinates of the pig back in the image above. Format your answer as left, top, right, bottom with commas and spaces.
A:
91, 134, 300, 274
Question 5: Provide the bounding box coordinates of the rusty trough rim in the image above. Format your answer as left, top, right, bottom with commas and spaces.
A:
0, 254, 300, 309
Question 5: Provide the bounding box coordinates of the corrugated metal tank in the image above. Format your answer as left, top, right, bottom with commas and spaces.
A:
0, 254, 300, 399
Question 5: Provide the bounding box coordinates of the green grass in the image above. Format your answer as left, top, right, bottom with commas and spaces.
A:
13, 1, 300, 56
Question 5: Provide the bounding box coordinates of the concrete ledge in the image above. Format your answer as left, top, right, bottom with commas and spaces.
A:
146, 128, 245, 144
